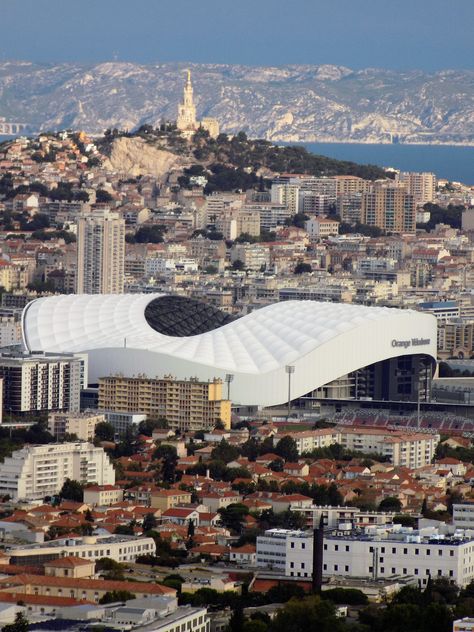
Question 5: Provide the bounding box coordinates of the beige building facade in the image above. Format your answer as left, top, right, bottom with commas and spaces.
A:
76, 208, 125, 294
98, 375, 231, 432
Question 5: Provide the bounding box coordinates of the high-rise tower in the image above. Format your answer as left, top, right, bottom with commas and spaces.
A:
177, 69, 197, 133
76, 209, 125, 294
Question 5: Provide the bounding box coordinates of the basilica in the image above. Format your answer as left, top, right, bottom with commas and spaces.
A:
176, 70, 219, 138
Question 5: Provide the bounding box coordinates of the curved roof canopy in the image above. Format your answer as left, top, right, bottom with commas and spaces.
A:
22, 294, 437, 407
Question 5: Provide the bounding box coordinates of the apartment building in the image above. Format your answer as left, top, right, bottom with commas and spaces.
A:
0, 442, 115, 500
276, 427, 438, 467
305, 217, 340, 239
99, 375, 231, 432
83, 484, 124, 507
256, 524, 474, 586
338, 428, 439, 468
76, 208, 125, 294
0, 350, 87, 414
437, 319, 474, 359
0, 572, 173, 604
395, 172, 436, 205
48, 411, 106, 441
150, 489, 192, 511
361, 182, 416, 234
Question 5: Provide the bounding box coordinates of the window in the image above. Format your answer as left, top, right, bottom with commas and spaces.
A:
345, 545, 350, 552
403, 568, 407, 574
427, 550, 431, 556
380, 567, 385, 573
450, 551, 454, 557
369, 547, 374, 553
426, 569, 430, 575
323, 564, 327, 571
290, 542, 295, 549
301, 543, 305, 549
334, 545, 338, 551
403, 548, 408, 555
345, 565, 349, 572
381, 547, 385, 553
414, 569, 418, 575
324, 544, 327, 551
392, 568, 396, 574
334, 565, 338, 571
392, 547, 396, 554
415, 549, 419, 555
438, 550, 442, 556
290, 562, 294, 568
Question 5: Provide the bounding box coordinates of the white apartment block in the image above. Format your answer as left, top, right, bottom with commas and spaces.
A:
271, 183, 300, 214
0, 442, 115, 500
103, 411, 146, 435
48, 411, 106, 441
274, 427, 438, 467
76, 208, 125, 294
305, 217, 340, 238
338, 428, 439, 468
7, 534, 155, 565
0, 351, 87, 414
257, 525, 474, 586
83, 484, 124, 507
292, 505, 395, 529
277, 429, 340, 455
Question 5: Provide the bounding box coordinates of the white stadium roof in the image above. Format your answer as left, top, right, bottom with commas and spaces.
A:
22, 294, 437, 407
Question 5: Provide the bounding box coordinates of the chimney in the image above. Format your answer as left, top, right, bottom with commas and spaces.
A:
312, 515, 324, 593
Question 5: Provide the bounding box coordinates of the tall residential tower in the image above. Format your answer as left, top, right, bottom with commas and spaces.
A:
76, 209, 125, 294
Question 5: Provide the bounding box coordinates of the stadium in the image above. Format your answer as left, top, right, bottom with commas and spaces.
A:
22, 293, 437, 408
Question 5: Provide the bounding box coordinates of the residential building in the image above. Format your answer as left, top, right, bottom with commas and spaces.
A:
305, 217, 340, 239
150, 489, 192, 512
103, 411, 147, 436
396, 172, 436, 205
83, 484, 124, 507
361, 182, 416, 233
338, 428, 439, 468
0, 572, 174, 604
44, 556, 95, 579
0, 442, 115, 500
98, 375, 231, 432
48, 411, 105, 441
229, 545, 256, 565
76, 208, 125, 294
0, 350, 87, 415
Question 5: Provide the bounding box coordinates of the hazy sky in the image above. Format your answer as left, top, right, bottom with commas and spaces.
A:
2, 0, 474, 71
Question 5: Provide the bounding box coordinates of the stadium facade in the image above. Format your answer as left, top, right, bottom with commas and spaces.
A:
22, 294, 437, 408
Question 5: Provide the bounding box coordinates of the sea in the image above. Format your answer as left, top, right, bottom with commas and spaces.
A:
302, 142, 474, 185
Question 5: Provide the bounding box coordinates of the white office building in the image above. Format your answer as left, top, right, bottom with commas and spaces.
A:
256, 524, 474, 586
453, 504, 474, 530
0, 442, 115, 500
7, 533, 156, 565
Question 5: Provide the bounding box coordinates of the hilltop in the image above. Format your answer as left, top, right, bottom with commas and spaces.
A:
98, 126, 390, 185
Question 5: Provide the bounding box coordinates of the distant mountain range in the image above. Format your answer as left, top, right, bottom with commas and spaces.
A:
1, 60, 474, 144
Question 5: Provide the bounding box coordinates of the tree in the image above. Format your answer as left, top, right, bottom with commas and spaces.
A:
275, 436, 299, 462
94, 421, 115, 442
232, 259, 245, 271
218, 503, 249, 533
96, 557, 125, 580
154, 444, 178, 483
187, 518, 195, 539
228, 603, 245, 632
1, 612, 29, 632
95, 189, 113, 203
294, 262, 312, 274
211, 440, 240, 464
99, 590, 135, 604
143, 513, 158, 532
59, 478, 83, 502
270, 595, 345, 632
378, 496, 402, 513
